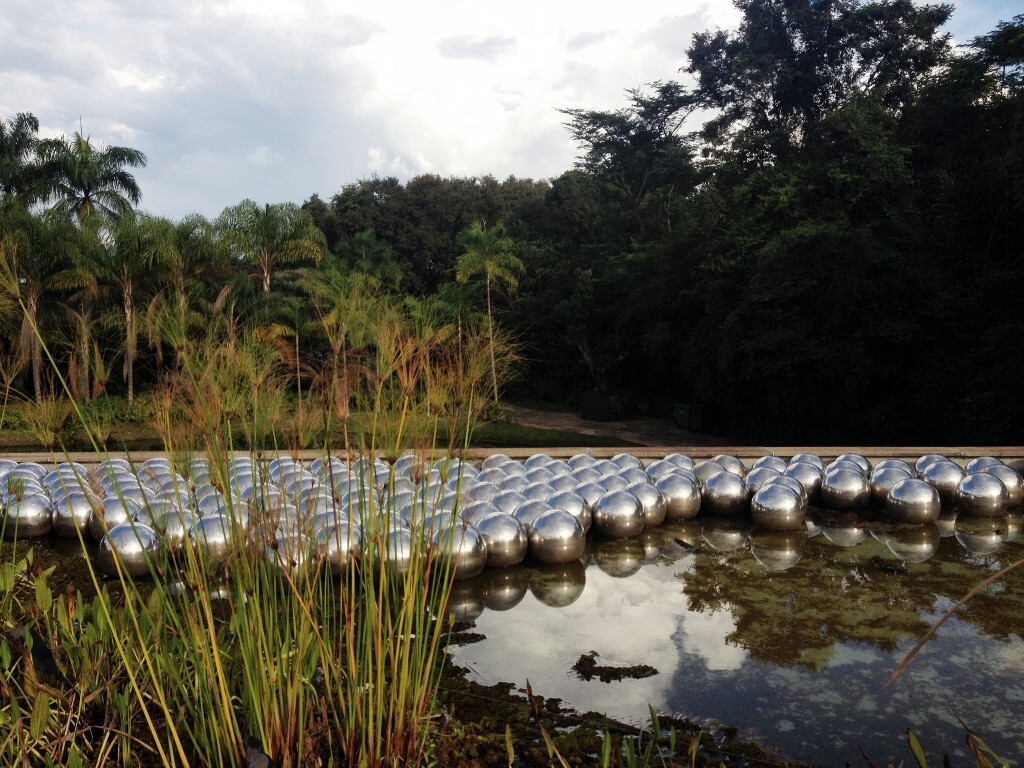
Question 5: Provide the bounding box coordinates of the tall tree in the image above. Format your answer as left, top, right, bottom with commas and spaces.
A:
36, 130, 147, 221
0, 112, 42, 208
455, 219, 523, 402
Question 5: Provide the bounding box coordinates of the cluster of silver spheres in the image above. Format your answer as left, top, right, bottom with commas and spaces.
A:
1, 451, 1020, 581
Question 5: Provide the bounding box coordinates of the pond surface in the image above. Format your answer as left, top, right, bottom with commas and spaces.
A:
448, 514, 1024, 766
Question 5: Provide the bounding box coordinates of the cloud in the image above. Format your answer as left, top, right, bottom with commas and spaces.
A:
245, 146, 285, 167
437, 35, 516, 60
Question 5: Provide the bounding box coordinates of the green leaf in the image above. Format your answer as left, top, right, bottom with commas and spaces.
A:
29, 691, 51, 741
504, 724, 514, 768
35, 578, 52, 615
907, 729, 929, 767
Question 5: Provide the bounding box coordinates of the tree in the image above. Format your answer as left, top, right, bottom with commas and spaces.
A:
455, 219, 523, 402
0, 112, 42, 208
215, 200, 326, 295
36, 130, 147, 221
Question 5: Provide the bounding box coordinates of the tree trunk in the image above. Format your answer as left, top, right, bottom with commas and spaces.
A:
486, 276, 499, 403
125, 288, 136, 404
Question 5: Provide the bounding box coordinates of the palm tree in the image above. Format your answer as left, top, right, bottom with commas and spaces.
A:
0, 112, 43, 208
36, 130, 147, 221
215, 200, 326, 295
455, 219, 524, 402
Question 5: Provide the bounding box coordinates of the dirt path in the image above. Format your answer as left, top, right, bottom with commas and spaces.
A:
505, 404, 722, 448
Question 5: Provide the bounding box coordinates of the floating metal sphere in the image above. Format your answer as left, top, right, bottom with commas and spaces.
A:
954, 517, 1007, 555
190, 514, 241, 566
529, 509, 586, 564
1, 492, 53, 538
570, 466, 604, 485
825, 459, 868, 478
750, 484, 805, 531
521, 482, 554, 502
783, 462, 822, 504
955, 473, 1008, 517
524, 467, 555, 485
870, 467, 913, 507
744, 466, 781, 494
884, 525, 939, 563
981, 464, 1023, 507
432, 524, 488, 580
750, 529, 807, 571
475, 512, 528, 567
157, 508, 199, 552
712, 454, 745, 475
875, 459, 914, 475
965, 456, 1002, 475
644, 459, 679, 481
89, 496, 140, 541
547, 489, 592, 533
573, 481, 607, 509
549, 474, 578, 493
593, 538, 645, 578
545, 460, 572, 478
626, 482, 666, 528
266, 534, 314, 580
835, 453, 871, 474
460, 500, 502, 527
611, 453, 644, 471
701, 471, 749, 517
790, 453, 824, 470
598, 474, 630, 492
692, 460, 725, 486
524, 453, 554, 470
820, 469, 871, 510
513, 499, 554, 531
53, 493, 98, 537
752, 455, 788, 473
591, 490, 644, 539
466, 482, 500, 503
567, 454, 597, 470
655, 473, 702, 521
886, 478, 941, 524
701, 518, 749, 552
920, 460, 964, 505
491, 489, 527, 516
664, 453, 695, 471
528, 561, 586, 608
481, 568, 528, 611
763, 475, 809, 510
98, 523, 160, 578
915, 454, 949, 475
618, 467, 651, 486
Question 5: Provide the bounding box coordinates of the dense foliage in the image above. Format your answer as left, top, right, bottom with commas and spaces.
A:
2, 2, 1022, 444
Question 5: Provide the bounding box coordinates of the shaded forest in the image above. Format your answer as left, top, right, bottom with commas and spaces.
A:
3, 0, 1022, 445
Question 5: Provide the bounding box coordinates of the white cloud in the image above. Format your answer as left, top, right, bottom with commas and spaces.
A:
245, 146, 284, 167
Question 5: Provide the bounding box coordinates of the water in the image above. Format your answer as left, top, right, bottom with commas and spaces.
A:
448, 515, 1024, 766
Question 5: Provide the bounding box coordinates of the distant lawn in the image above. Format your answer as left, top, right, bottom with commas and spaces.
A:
468, 420, 637, 448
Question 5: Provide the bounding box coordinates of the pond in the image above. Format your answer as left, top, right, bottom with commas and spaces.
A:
447, 514, 1024, 766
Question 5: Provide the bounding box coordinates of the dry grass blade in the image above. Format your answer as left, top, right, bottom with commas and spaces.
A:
888, 557, 1024, 684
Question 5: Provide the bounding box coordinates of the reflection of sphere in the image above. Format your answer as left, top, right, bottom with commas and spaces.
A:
592, 490, 644, 538
547, 489, 592, 533
821, 523, 867, 547
593, 538, 645, 577
529, 509, 586, 564
981, 464, 1023, 507
475, 512, 528, 567
659, 520, 703, 555
433, 524, 487, 580
870, 467, 913, 507
98, 523, 160, 578
821, 469, 871, 510
784, 462, 823, 504
701, 518, 750, 552
2, 492, 53, 538
626, 482, 666, 528
885, 525, 939, 562
955, 474, 1008, 517
921, 460, 964, 505
750, 484, 805, 530
1005, 512, 1021, 542
750, 529, 806, 571
955, 517, 1007, 555
481, 568, 528, 610
702, 471, 749, 516
445, 580, 486, 623
656, 473, 701, 521
529, 561, 586, 607
886, 479, 941, 524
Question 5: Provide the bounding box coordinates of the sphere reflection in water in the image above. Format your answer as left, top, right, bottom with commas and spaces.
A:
98, 522, 160, 578
529, 561, 586, 608
701, 471, 749, 517
593, 538, 645, 578
655, 473, 701, 521
955, 474, 1008, 517
445, 580, 486, 623
592, 490, 644, 538
885, 525, 940, 562
529, 509, 586, 564
481, 568, 528, 611
821, 522, 867, 548
750, 483, 805, 531
886, 478, 941, 524
701, 518, 750, 552
659, 520, 703, 556
750, 529, 807, 571
954, 517, 1008, 555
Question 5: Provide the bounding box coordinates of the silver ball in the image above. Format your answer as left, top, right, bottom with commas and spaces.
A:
981, 464, 1023, 507
491, 489, 527, 516
591, 490, 644, 538
712, 454, 744, 475
834, 453, 871, 474
529, 509, 586, 564
89, 496, 140, 541
546, 489, 592, 533
964, 456, 1002, 475
655, 472, 701, 521
784, 462, 823, 504
626, 482, 666, 528
955, 473, 1008, 517
53, 492, 98, 537
870, 467, 913, 507
692, 460, 725, 486
513, 500, 554, 531
750, 483, 805, 531
920, 460, 964, 505
2, 491, 53, 538
915, 454, 948, 475
266, 534, 314, 580
789, 453, 823, 470
432, 524, 488, 580
98, 523, 160, 578
751, 455, 788, 473
820, 469, 871, 510
475, 512, 528, 567
886, 479, 941, 524
701, 471, 748, 517
190, 514, 242, 566
744, 466, 781, 494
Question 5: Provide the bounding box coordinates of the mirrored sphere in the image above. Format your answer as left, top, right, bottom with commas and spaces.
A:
921, 460, 964, 505
955, 473, 1008, 517
98, 523, 160, 578
981, 464, 1023, 507
432, 524, 487, 580
529, 509, 586, 564
591, 490, 644, 539
655, 473, 702, 521
626, 482, 666, 528
784, 462, 822, 504
752, 455, 788, 473
701, 471, 748, 517
870, 467, 913, 506
2, 492, 53, 538
886, 478, 941, 524
964, 456, 1002, 475
53, 493, 98, 537
546, 489, 592, 533
750, 484, 805, 530
821, 469, 871, 510
475, 512, 528, 567
190, 514, 240, 566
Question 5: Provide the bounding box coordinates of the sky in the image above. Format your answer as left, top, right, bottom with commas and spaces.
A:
2, 0, 1019, 220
